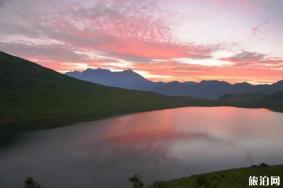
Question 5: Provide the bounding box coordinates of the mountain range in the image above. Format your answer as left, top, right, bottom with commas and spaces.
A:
66, 69, 283, 100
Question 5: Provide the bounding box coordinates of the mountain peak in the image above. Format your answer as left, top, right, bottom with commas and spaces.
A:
122, 69, 135, 73
274, 80, 283, 85
65, 67, 153, 90
234, 82, 252, 86
82, 68, 111, 74
199, 80, 230, 85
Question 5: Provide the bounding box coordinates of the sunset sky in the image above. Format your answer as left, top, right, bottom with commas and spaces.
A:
0, 0, 283, 84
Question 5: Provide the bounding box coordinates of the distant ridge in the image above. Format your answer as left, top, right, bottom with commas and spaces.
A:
66, 68, 283, 100
66, 68, 154, 91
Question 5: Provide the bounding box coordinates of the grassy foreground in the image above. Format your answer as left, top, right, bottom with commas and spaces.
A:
24, 164, 283, 188
158, 164, 283, 188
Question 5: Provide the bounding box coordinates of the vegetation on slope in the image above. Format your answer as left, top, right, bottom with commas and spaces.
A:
154, 164, 283, 188
160, 165, 283, 188
218, 92, 283, 112
263, 90, 283, 112
23, 164, 283, 188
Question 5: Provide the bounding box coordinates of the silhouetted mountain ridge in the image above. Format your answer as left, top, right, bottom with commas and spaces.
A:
66, 68, 154, 91
66, 68, 283, 99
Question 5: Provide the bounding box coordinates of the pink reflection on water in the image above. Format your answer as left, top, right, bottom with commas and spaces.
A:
74, 106, 283, 164
98, 107, 282, 143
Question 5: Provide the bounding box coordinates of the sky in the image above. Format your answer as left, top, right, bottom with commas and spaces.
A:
0, 0, 283, 84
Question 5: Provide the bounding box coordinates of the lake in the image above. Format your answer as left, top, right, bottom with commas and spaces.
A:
0, 107, 283, 188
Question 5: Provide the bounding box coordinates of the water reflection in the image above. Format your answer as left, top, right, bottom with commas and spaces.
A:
0, 107, 283, 188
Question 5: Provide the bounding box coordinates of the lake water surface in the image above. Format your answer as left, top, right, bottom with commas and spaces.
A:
0, 107, 283, 188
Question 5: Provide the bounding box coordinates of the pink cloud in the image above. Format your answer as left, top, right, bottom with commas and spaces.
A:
1, 0, 282, 84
